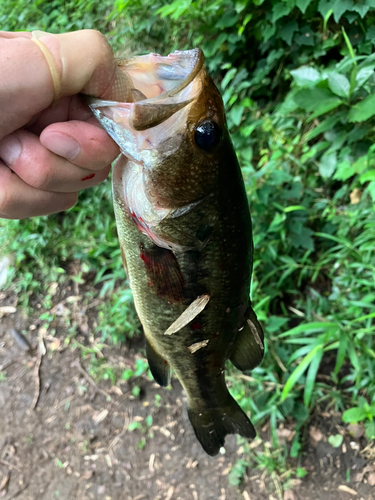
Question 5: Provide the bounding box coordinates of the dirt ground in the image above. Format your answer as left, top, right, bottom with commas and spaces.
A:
1, 287, 375, 500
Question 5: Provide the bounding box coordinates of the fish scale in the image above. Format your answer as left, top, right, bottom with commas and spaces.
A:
89, 48, 264, 456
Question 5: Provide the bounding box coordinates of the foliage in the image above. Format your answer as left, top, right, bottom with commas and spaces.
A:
1, 0, 375, 479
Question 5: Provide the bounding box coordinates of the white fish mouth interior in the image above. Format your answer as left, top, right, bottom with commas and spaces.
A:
122, 48, 204, 100
88, 49, 204, 162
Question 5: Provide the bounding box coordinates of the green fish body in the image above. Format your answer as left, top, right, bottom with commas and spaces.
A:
89, 49, 264, 456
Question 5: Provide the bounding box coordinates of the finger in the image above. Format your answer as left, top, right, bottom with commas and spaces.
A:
0, 30, 132, 137
40, 119, 120, 170
0, 31, 31, 39
0, 130, 111, 193
0, 162, 78, 219
27, 96, 92, 135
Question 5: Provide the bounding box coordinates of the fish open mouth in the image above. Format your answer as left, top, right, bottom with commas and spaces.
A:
88, 49, 205, 161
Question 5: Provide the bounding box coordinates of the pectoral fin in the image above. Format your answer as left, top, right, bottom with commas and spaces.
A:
145, 337, 171, 387
229, 308, 264, 372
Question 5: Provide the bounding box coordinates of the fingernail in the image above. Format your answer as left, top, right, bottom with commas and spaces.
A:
0, 136, 21, 167
44, 133, 81, 161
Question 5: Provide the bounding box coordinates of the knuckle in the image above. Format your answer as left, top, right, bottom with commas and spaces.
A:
87, 30, 112, 56
29, 161, 52, 190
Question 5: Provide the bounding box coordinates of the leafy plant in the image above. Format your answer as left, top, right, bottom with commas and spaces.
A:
343, 397, 375, 440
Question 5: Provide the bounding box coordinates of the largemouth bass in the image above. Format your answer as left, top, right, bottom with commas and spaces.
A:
88, 49, 264, 456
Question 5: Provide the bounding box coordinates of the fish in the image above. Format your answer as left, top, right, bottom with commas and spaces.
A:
88, 48, 264, 456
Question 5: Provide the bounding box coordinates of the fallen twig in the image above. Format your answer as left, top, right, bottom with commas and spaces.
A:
31, 354, 43, 410
75, 359, 111, 401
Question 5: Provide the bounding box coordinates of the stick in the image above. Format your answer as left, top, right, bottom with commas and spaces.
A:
75, 360, 111, 401
31, 355, 42, 410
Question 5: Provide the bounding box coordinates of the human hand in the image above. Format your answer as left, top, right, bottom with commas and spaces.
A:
0, 30, 130, 219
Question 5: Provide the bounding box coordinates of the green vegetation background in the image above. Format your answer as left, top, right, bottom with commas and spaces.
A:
1, 0, 375, 474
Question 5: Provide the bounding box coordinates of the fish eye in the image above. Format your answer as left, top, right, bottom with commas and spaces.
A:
194, 120, 221, 153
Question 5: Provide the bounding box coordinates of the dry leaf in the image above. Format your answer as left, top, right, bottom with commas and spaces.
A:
243, 492, 251, 500
0, 306, 16, 315
309, 426, 323, 444
38, 337, 46, 356
0, 472, 10, 492
354, 464, 375, 483
164, 295, 210, 335
188, 340, 209, 353
284, 490, 295, 500
276, 428, 293, 442
337, 485, 357, 496
347, 423, 365, 439
350, 188, 362, 205
93, 409, 109, 424
49, 339, 61, 352
165, 486, 174, 500
367, 472, 375, 486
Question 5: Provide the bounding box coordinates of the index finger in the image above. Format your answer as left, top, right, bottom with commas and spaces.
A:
0, 30, 132, 138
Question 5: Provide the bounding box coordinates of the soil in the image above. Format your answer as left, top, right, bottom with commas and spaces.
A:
0, 286, 374, 500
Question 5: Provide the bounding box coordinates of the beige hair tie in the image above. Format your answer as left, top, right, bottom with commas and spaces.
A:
31, 31, 61, 101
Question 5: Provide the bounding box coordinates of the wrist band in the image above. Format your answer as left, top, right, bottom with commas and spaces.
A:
31, 32, 61, 101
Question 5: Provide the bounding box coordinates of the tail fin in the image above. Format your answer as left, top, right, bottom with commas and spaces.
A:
188, 396, 256, 456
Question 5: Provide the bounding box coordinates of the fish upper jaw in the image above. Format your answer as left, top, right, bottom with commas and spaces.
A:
87, 49, 205, 166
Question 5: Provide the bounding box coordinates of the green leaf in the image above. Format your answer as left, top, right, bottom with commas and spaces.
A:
263, 23, 277, 42
306, 114, 343, 141
342, 407, 367, 423
294, 87, 335, 111
272, 2, 293, 22
230, 105, 245, 126
328, 434, 344, 448
352, 2, 370, 17
309, 98, 343, 119
121, 369, 134, 380
318, 0, 333, 17
290, 67, 321, 87
334, 331, 348, 374
342, 27, 356, 61
323, 8, 333, 32
319, 151, 337, 178
296, 0, 313, 13
348, 94, 375, 122
290, 226, 314, 251
328, 73, 350, 97
284, 205, 308, 212
359, 169, 375, 183
367, 181, 375, 201
332, 0, 354, 22
356, 66, 375, 87
216, 11, 238, 29
156, 0, 193, 19
304, 345, 323, 406
279, 322, 337, 338
365, 420, 375, 440
296, 467, 308, 478
281, 345, 323, 401
128, 421, 142, 431
279, 21, 299, 45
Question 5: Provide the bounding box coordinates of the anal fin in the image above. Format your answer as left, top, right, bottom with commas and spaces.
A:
145, 337, 171, 387
230, 307, 264, 372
